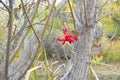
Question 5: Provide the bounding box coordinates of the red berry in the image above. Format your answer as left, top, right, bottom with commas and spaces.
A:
99, 43, 102, 47
57, 28, 78, 45
98, 53, 102, 57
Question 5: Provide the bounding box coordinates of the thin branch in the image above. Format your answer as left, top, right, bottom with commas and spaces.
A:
18, 44, 41, 79
83, 0, 88, 27
41, 0, 56, 39
20, 0, 41, 44
99, 0, 108, 12
5, 0, 13, 80
10, 0, 43, 79
9, 29, 29, 63
90, 66, 99, 80
53, 64, 65, 75
9, 0, 41, 63
0, 6, 7, 11
98, 8, 120, 21
25, 63, 43, 80
10, 1, 36, 50
0, 0, 11, 12
107, 23, 117, 42
68, 0, 75, 27
112, 17, 120, 24
96, 23, 118, 50
61, 60, 73, 80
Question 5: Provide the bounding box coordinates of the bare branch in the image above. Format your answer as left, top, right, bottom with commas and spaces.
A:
90, 66, 99, 80
5, 0, 13, 80
41, 0, 56, 39
96, 23, 118, 50
68, 0, 75, 27
98, 8, 120, 21
20, 0, 41, 44
0, 0, 11, 12
9, 29, 29, 63
25, 63, 43, 80
99, 0, 108, 12
18, 43, 42, 79
9, 0, 41, 63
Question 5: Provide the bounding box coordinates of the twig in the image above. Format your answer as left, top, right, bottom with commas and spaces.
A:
62, 45, 70, 62
53, 64, 65, 75
61, 60, 73, 80
95, 23, 118, 50
0, 0, 11, 12
99, 0, 108, 12
20, 0, 41, 44
9, 28, 29, 63
18, 33, 47, 79
41, 0, 56, 39
107, 23, 117, 42
9, 0, 40, 63
68, 0, 75, 27
90, 66, 99, 80
18, 44, 41, 80
98, 8, 120, 21
25, 63, 43, 80
0, 6, 7, 11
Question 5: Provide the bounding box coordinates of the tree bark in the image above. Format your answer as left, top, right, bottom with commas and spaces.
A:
63, 0, 99, 80
5, 0, 13, 80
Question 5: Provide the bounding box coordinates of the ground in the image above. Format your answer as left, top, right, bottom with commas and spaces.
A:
92, 63, 120, 80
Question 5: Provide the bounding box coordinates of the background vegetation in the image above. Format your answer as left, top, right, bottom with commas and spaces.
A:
0, 0, 120, 80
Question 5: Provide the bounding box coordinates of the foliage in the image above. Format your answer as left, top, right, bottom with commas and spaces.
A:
0, 0, 120, 80
102, 40, 120, 63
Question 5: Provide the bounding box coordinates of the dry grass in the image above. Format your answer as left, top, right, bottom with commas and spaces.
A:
102, 40, 120, 63
92, 63, 120, 75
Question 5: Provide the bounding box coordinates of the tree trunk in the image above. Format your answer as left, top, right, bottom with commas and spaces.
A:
63, 0, 99, 80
